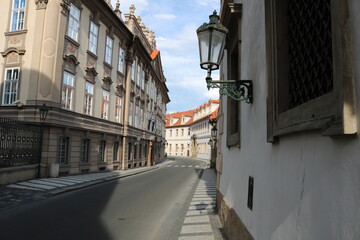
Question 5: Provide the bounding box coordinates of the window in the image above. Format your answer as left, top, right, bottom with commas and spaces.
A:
10, 0, 26, 31
137, 64, 141, 86
58, 137, 69, 164
141, 71, 145, 90
140, 108, 144, 129
67, 4, 80, 41
62, 71, 74, 110
129, 101, 133, 126
101, 90, 109, 119
134, 105, 139, 128
113, 142, 119, 161
115, 96, 122, 123
265, 0, 356, 139
2, 68, 19, 105
131, 59, 136, 81
176, 129, 178, 137
80, 139, 90, 163
139, 144, 142, 159
118, 47, 125, 73
170, 130, 172, 137
128, 142, 132, 160
105, 36, 113, 65
181, 129, 184, 136
188, 129, 190, 136
98, 140, 106, 162
88, 22, 98, 54
84, 82, 94, 115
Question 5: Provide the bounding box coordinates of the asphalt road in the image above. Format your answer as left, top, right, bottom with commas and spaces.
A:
0, 157, 206, 240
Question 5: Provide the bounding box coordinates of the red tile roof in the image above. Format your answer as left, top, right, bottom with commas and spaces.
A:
150, 50, 160, 60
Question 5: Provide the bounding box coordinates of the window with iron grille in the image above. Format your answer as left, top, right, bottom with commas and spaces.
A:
80, 139, 90, 163
265, 0, 356, 139
288, 0, 333, 109
98, 140, 106, 162
58, 137, 69, 164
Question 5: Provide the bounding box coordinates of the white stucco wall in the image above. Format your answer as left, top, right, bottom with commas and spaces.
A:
219, 0, 360, 239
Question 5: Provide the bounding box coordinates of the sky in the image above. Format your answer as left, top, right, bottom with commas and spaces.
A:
111, 0, 220, 113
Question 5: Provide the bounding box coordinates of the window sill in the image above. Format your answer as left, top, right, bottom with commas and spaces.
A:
65, 35, 80, 48
86, 50, 98, 60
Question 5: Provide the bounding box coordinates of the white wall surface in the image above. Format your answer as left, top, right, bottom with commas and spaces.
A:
219, 0, 360, 239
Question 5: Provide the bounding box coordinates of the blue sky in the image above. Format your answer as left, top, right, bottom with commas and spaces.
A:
111, 0, 220, 113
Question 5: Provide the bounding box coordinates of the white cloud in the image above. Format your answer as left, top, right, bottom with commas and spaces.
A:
204, 88, 219, 99
195, 0, 219, 9
154, 14, 176, 20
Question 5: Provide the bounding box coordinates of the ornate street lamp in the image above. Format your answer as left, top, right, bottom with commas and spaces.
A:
211, 126, 217, 138
197, 11, 253, 103
37, 103, 49, 178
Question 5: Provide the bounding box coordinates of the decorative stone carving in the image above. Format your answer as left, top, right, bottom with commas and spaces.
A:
125, 51, 134, 65
102, 77, 113, 91
35, 0, 48, 10
60, 0, 70, 15
6, 52, 20, 64
116, 84, 125, 97
103, 64, 112, 78
86, 53, 97, 68
85, 67, 98, 84
63, 55, 79, 73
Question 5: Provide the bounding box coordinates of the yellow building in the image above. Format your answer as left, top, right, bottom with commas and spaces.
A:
0, 0, 169, 184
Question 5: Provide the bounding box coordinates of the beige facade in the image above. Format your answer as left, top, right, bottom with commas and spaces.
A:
0, 0, 169, 184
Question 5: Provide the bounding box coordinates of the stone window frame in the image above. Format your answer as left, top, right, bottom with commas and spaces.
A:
66, 3, 81, 42
265, 0, 356, 141
2, 67, 20, 105
84, 81, 94, 115
104, 35, 114, 66
88, 21, 99, 55
98, 139, 106, 162
80, 138, 90, 163
221, 3, 242, 148
58, 136, 70, 164
10, 0, 27, 32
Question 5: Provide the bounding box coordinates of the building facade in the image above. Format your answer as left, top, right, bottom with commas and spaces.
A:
215, 0, 360, 239
165, 100, 219, 161
0, 0, 169, 184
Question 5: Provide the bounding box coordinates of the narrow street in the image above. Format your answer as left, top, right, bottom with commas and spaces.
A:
0, 158, 223, 240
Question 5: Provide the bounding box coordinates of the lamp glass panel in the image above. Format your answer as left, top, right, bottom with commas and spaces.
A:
197, 30, 211, 69
209, 30, 226, 67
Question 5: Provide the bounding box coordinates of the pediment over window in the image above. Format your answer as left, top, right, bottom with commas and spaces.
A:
102, 76, 113, 91
116, 84, 125, 97
63, 54, 79, 65
85, 67, 98, 83
1, 47, 25, 57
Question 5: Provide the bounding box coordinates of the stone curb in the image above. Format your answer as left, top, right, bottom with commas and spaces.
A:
49, 166, 160, 195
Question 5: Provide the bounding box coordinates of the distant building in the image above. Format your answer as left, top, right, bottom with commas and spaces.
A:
165, 100, 219, 161
0, 0, 169, 184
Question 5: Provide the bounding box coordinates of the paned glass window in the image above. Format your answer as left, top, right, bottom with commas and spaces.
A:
80, 139, 90, 163
11, 0, 26, 31
140, 108, 143, 129
101, 90, 109, 119
129, 101, 133, 126
113, 141, 119, 161
137, 64, 141, 86
115, 96, 122, 123
135, 105, 139, 128
84, 82, 94, 115
67, 4, 80, 41
131, 59, 136, 81
2, 68, 19, 105
98, 140, 106, 162
88, 22, 99, 54
118, 47, 125, 73
141, 71, 145, 90
105, 36, 113, 64
58, 137, 69, 164
62, 71, 74, 110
